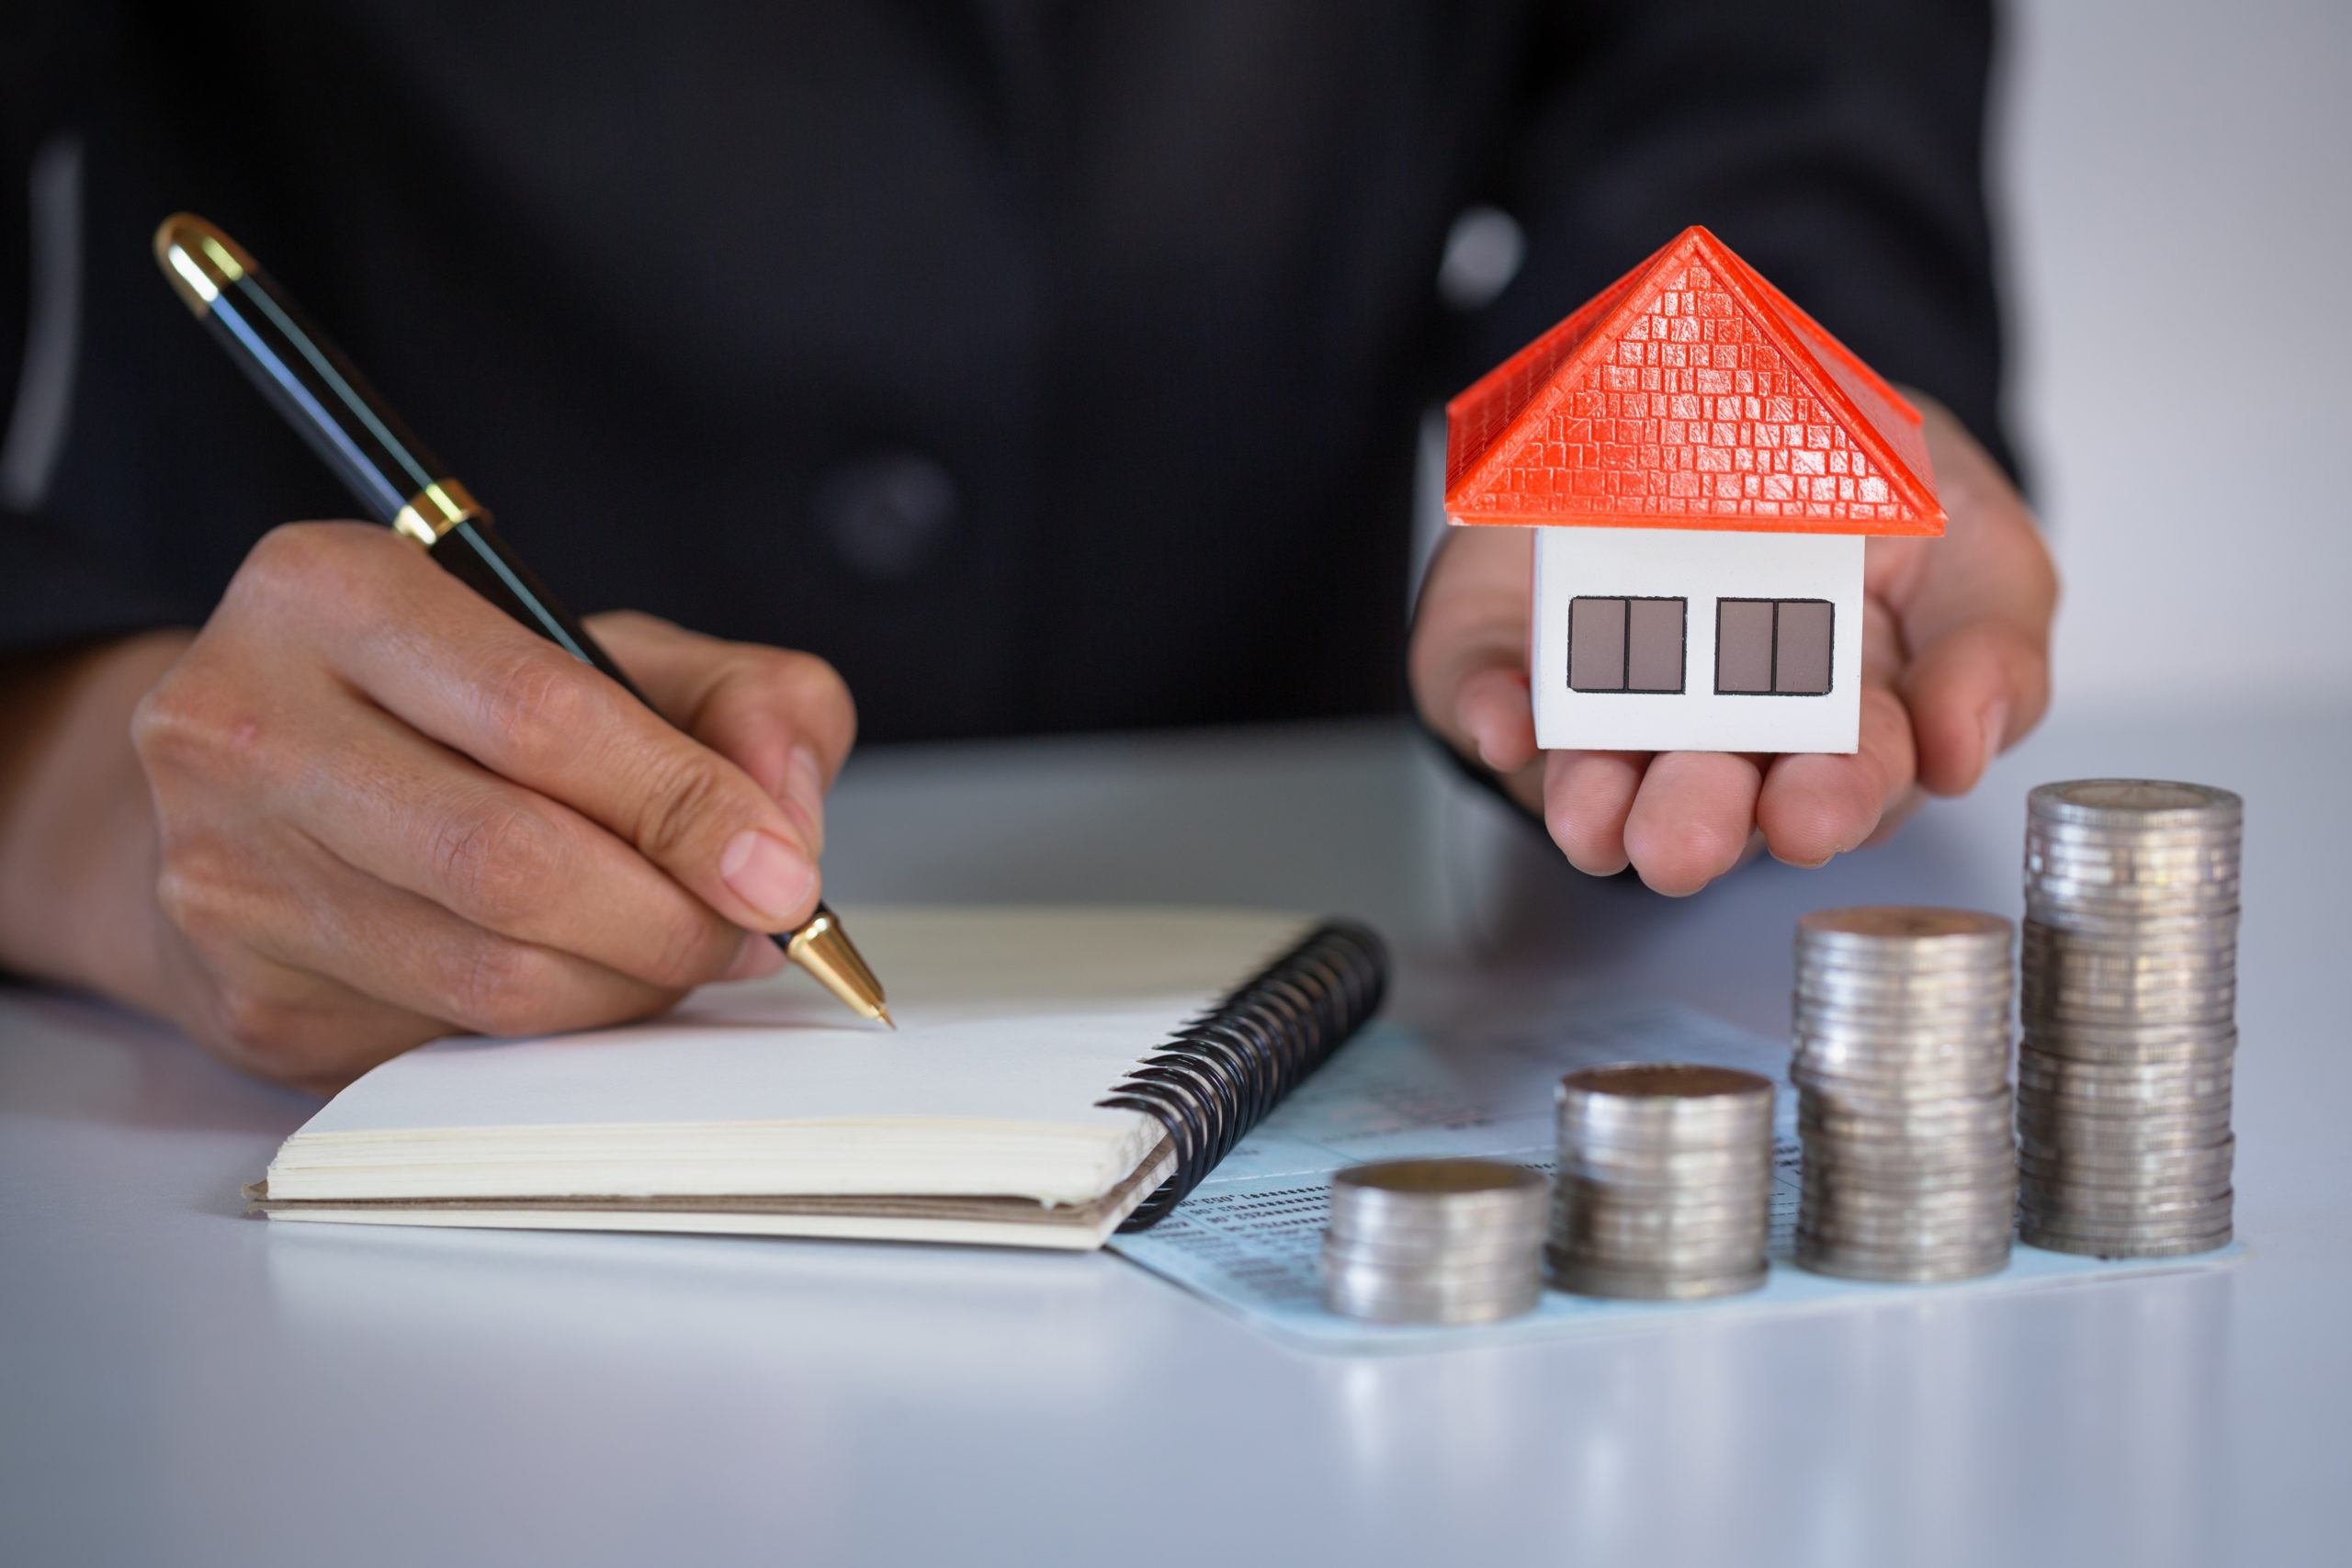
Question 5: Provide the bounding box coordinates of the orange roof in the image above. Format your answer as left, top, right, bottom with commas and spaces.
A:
1444, 226, 1943, 536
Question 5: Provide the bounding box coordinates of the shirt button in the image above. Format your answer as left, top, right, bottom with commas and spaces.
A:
809, 450, 961, 581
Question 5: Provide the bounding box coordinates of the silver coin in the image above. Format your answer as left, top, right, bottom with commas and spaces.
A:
2017, 1033, 2236, 1066
1565, 1125, 1776, 1164
1555, 1223, 1770, 1261
1318, 1229, 1543, 1268
2015, 1109, 2234, 1148
2020, 920, 2238, 953
1556, 1243, 1770, 1279
2019, 1227, 2232, 1260
1798, 904, 2014, 942
1329, 1158, 1547, 1231
1322, 1276, 1544, 1325
2017, 1097, 2234, 1129
1554, 1186, 1770, 1222
1546, 1250, 1769, 1301
1802, 1203, 2015, 1234
1796, 972, 2013, 1003
1803, 1100, 2013, 1138
2016, 1178, 2234, 1211
1801, 1137, 2016, 1170
1792, 1237, 2011, 1284
1321, 1236, 1541, 1274
1801, 1176, 2015, 1208
1796, 980, 2013, 1010
1558, 1062, 1774, 1116
2018, 1174, 2234, 1207
2018, 1188, 2235, 1220
2029, 778, 2243, 821
2018, 1204, 2233, 1235
1552, 1142, 1769, 1175
2015, 1132, 2233, 1169
1793, 1066, 2014, 1101
2013, 1222, 2229, 1259
2017, 1052, 2233, 1100
2021, 998, 2236, 1031
1323, 1221, 1544, 1254
1800, 1218, 2016, 1252
2017, 1191, 2233, 1227
2015, 1165, 2234, 1200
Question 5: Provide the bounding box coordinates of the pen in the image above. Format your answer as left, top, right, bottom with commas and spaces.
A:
151, 213, 891, 1028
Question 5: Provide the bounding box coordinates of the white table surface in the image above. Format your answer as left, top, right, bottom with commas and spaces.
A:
3, 700, 2345, 1567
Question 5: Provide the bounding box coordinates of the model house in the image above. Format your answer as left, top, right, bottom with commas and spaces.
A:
1444, 226, 1945, 755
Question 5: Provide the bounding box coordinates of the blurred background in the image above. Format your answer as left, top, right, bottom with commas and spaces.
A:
1997, 0, 2349, 713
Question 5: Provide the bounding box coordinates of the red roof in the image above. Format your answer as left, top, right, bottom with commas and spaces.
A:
1444, 226, 1943, 536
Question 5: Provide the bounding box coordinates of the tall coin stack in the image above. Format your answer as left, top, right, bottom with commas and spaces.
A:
1320, 1159, 1547, 1325
2017, 779, 2242, 1258
1547, 1064, 1776, 1300
1792, 908, 2017, 1282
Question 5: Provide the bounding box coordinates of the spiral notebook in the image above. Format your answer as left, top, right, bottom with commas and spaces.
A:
248, 908, 1387, 1248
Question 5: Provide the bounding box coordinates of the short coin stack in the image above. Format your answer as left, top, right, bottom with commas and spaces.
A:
1320, 1159, 1547, 1324
2017, 779, 2241, 1258
1546, 1063, 1776, 1300
1792, 907, 2017, 1282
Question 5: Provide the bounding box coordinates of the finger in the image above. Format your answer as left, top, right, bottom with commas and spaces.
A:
1863, 784, 1928, 849
590, 611, 856, 854
1902, 619, 2046, 796
1409, 526, 1539, 772
250, 830, 692, 1037
1541, 750, 1650, 874
237, 525, 822, 932
1622, 751, 1763, 896
149, 848, 450, 1092
1756, 683, 1917, 866
280, 694, 750, 991
1874, 397, 2058, 796
1456, 665, 1540, 774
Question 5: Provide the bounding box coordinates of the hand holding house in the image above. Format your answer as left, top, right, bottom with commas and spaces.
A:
1445, 227, 1946, 756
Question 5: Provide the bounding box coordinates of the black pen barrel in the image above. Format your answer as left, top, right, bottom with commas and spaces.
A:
429, 519, 647, 701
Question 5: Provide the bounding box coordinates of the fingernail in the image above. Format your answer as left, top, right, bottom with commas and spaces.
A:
1979, 700, 2011, 774
719, 931, 789, 982
719, 829, 815, 926
781, 744, 826, 856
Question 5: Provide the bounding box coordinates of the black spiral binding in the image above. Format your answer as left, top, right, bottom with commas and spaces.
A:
1102, 920, 1388, 1232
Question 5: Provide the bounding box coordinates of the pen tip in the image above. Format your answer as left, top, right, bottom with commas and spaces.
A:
877, 1007, 897, 1031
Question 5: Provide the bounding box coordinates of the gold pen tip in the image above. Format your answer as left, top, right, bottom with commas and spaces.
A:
784, 906, 891, 1029
877, 1007, 897, 1031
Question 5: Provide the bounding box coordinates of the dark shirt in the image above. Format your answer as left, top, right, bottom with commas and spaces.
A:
0, 1, 2006, 743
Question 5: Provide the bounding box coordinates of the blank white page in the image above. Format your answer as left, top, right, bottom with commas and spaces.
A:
292, 908, 1309, 1136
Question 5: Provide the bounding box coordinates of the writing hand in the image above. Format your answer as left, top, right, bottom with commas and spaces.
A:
0, 523, 854, 1090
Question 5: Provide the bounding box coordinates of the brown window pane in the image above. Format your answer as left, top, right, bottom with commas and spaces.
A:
1774, 601, 1834, 694
1715, 601, 1774, 693
1626, 598, 1686, 692
1569, 597, 1627, 692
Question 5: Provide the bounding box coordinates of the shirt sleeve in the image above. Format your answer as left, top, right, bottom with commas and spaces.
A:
1467, 0, 2017, 482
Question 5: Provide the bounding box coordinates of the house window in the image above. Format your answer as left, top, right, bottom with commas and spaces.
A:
1568, 597, 1686, 694
1716, 599, 1834, 695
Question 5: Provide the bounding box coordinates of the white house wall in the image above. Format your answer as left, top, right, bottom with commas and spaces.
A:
1530, 526, 1863, 753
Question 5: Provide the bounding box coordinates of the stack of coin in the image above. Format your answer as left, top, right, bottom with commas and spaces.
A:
1792, 907, 2017, 1282
1320, 1159, 1547, 1324
1546, 1063, 1776, 1300
2017, 779, 2241, 1258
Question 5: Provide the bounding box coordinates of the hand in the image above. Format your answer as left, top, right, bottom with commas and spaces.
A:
1410, 397, 2057, 895
0, 523, 854, 1091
